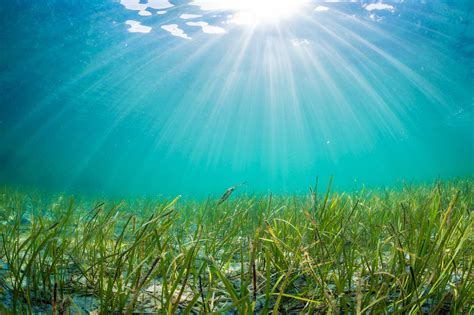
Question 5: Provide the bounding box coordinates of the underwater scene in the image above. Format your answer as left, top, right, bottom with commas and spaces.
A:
0, 0, 473, 313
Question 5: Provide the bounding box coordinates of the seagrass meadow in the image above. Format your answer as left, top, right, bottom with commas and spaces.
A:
0, 179, 472, 314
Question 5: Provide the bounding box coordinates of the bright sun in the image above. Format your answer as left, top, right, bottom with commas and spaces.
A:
191, 0, 308, 24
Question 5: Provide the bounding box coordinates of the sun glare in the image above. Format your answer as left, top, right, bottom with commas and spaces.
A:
191, 0, 308, 24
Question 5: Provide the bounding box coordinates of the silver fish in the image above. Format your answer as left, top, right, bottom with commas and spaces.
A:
217, 182, 246, 205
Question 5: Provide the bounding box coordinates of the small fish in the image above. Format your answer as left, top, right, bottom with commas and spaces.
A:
217, 182, 246, 205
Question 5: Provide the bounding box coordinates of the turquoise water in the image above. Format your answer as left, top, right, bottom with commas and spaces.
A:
0, 0, 472, 198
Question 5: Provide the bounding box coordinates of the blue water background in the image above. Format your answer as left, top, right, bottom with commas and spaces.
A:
0, 0, 472, 198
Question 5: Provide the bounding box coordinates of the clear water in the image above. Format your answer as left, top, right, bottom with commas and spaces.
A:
0, 0, 472, 198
